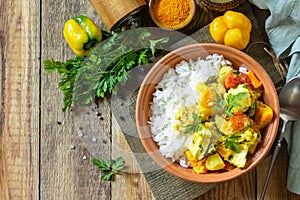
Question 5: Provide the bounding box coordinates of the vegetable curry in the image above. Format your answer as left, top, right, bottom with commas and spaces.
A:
174, 64, 273, 173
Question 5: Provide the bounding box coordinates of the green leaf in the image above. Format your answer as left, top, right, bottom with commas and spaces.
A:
183, 113, 202, 134
101, 171, 114, 181
112, 157, 125, 171
192, 112, 202, 123
184, 124, 198, 134
138, 49, 150, 65
91, 158, 111, 171
213, 93, 226, 111
43, 59, 61, 73
92, 157, 125, 181
149, 37, 169, 55
43, 56, 85, 112
91, 158, 102, 166
225, 92, 247, 117
224, 134, 242, 153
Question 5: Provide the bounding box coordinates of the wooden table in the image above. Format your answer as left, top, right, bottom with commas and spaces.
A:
1, 0, 300, 199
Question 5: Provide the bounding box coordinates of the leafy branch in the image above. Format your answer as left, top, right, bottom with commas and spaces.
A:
91, 157, 125, 181
213, 92, 247, 117
43, 28, 170, 111
44, 56, 85, 112
225, 92, 247, 117
73, 28, 169, 106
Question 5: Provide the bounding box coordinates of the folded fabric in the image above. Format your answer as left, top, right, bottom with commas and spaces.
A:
249, 0, 300, 195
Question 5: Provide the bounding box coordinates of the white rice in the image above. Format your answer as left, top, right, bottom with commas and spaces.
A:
149, 54, 231, 166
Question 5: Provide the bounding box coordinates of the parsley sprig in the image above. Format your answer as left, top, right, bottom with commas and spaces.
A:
184, 113, 203, 134
224, 134, 241, 153
92, 157, 125, 181
213, 92, 247, 117
73, 28, 169, 106
225, 92, 247, 117
43, 28, 169, 111
213, 93, 226, 112
44, 56, 85, 112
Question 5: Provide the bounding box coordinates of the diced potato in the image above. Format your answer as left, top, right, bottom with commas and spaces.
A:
199, 105, 213, 117
217, 142, 248, 168
217, 143, 233, 160
225, 84, 252, 114
196, 82, 207, 91
205, 153, 226, 171
188, 127, 218, 160
193, 158, 208, 174
197, 82, 226, 117
240, 128, 261, 154
254, 101, 273, 129
218, 66, 233, 84
193, 164, 208, 174
185, 150, 208, 174
228, 145, 248, 168
186, 150, 198, 166
209, 82, 226, 95
198, 87, 215, 116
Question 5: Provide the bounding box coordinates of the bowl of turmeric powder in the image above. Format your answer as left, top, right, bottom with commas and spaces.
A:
149, 0, 196, 30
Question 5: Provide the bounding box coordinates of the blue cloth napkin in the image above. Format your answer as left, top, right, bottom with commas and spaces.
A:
249, 0, 300, 195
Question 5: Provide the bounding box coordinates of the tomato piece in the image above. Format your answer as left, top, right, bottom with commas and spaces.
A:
224, 70, 252, 89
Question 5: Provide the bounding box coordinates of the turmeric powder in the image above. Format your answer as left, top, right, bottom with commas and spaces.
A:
153, 0, 194, 29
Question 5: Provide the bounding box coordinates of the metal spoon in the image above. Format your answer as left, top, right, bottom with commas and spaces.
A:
260, 77, 300, 200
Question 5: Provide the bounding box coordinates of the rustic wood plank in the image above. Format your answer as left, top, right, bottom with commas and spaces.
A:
72, 100, 112, 199
0, 0, 297, 199
40, 0, 110, 199
0, 0, 40, 199
257, 142, 300, 200
197, 168, 256, 199
111, 117, 155, 200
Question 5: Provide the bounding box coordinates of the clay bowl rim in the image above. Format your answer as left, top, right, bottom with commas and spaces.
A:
148, 0, 196, 30
135, 43, 280, 183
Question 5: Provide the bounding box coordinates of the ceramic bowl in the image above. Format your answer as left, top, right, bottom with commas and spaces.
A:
136, 43, 280, 183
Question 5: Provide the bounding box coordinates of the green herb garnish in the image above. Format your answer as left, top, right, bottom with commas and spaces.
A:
225, 92, 247, 117
224, 134, 242, 153
184, 113, 202, 134
44, 56, 85, 112
44, 28, 169, 111
213, 91, 247, 117
213, 93, 226, 111
73, 28, 169, 106
91, 157, 125, 181
233, 71, 240, 75
247, 102, 256, 117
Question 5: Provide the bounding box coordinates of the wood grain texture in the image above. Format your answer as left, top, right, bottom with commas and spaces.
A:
0, 0, 300, 199
111, 117, 155, 200
40, 0, 110, 199
0, 0, 40, 199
